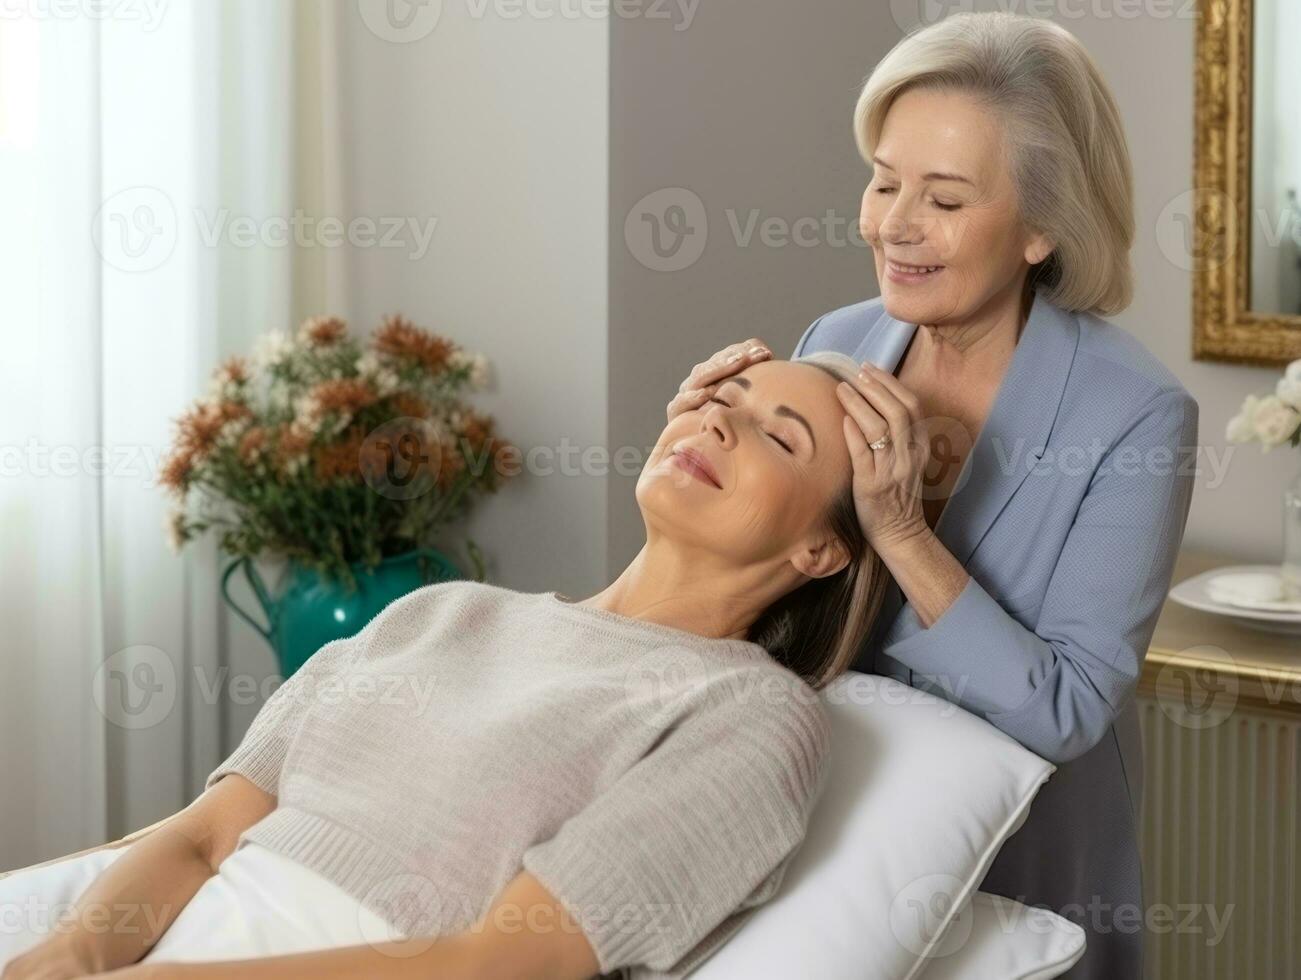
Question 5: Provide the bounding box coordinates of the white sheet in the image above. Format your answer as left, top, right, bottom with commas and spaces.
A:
0, 840, 397, 969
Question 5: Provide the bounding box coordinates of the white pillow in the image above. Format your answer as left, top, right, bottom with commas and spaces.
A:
915, 891, 1085, 980
691, 672, 1062, 980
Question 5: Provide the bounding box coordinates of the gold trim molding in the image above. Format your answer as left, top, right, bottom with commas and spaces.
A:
1192, 0, 1301, 365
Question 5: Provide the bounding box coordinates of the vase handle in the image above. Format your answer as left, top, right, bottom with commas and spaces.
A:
220, 558, 275, 643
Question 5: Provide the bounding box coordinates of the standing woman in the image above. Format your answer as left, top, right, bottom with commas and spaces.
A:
668, 12, 1198, 979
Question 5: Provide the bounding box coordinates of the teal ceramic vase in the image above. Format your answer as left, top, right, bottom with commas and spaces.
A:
220, 547, 462, 679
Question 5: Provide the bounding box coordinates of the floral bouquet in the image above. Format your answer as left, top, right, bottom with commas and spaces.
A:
1226, 359, 1301, 451
158, 314, 517, 590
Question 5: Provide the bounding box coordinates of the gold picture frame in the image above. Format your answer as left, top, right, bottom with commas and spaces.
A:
1192, 0, 1301, 365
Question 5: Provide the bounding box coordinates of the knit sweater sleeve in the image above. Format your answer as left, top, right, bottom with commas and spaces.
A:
521, 668, 831, 977
203, 630, 365, 797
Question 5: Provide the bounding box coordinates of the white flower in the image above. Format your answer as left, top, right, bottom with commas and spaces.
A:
1252, 394, 1301, 451
374, 368, 401, 397
215, 413, 251, 450
1226, 393, 1262, 444
253, 329, 294, 370
357, 351, 383, 378
468, 352, 490, 390
1276, 359, 1301, 411
450, 349, 491, 390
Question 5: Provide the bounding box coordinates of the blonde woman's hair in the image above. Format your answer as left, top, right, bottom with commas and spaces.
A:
854, 11, 1135, 316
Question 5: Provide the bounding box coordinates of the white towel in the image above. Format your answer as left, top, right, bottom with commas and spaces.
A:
0, 840, 397, 969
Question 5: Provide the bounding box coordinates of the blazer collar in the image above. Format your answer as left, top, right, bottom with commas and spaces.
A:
854, 289, 1080, 567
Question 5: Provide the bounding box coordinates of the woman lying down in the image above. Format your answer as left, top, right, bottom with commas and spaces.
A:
1, 351, 892, 980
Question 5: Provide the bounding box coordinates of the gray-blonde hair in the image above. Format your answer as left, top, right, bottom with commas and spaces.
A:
854, 11, 1135, 316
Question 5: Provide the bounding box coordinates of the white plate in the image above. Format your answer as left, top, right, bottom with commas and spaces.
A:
1169, 565, 1301, 635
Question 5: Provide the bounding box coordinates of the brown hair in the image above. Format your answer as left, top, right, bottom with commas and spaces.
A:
746, 362, 894, 689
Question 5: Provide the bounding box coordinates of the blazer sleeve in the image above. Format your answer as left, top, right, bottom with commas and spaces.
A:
883, 387, 1199, 764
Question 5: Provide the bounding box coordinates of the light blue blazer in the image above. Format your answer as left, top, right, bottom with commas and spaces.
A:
794, 289, 1199, 980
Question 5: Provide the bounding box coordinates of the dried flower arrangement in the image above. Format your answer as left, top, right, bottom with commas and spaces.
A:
158, 314, 517, 590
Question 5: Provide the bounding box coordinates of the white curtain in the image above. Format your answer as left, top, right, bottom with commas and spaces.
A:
0, 0, 346, 869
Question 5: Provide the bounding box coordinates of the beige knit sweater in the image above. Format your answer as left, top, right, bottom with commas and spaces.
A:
205, 579, 830, 978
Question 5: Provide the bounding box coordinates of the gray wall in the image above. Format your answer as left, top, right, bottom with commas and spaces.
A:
607, 0, 889, 571
606, 2, 1292, 574
239, 2, 1285, 627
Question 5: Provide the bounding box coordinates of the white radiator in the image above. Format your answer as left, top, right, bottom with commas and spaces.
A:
1137, 695, 1300, 979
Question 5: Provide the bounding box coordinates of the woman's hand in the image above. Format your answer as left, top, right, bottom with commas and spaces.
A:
836, 361, 933, 551
665, 338, 773, 422
1, 935, 98, 980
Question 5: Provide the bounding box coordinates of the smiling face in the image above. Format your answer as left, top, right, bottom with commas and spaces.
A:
859, 86, 1054, 325
637, 359, 854, 580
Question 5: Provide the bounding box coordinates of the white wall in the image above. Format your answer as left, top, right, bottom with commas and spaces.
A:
220, 4, 610, 748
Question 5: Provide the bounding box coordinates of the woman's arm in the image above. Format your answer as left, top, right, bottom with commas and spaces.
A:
855, 385, 1200, 763
2, 775, 275, 979
88, 869, 600, 980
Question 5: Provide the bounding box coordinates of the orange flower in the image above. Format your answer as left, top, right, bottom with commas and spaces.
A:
312, 427, 366, 482
215, 356, 251, 386
273, 423, 313, 475
314, 378, 377, 415
299, 315, 348, 347
158, 446, 197, 496
389, 392, 430, 419
458, 411, 493, 451
237, 426, 268, 465
172, 399, 253, 459
372, 314, 453, 374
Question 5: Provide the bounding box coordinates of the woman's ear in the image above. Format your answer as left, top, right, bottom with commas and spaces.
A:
790, 533, 851, 580
1025, 230, 1055, 266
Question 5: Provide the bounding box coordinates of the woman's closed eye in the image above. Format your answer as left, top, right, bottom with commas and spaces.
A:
873, 186, 961, 211
707, 396, 795, 454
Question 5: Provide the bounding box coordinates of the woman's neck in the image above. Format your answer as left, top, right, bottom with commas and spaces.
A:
908, 279, 1032, 378
575, 538, 791, 642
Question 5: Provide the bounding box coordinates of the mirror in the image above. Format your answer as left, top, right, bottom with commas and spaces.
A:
1249, 0, 1301, 316
1193, 0, 1301, 364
